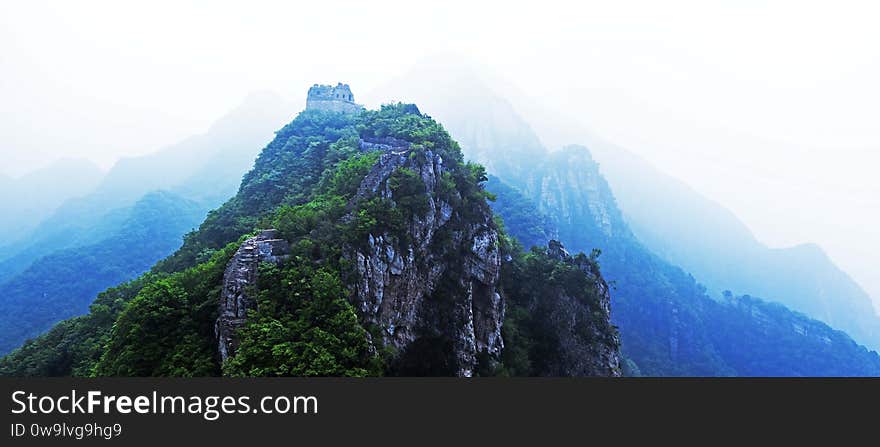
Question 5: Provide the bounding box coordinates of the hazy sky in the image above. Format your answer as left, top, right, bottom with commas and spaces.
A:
1, 1, 878, 303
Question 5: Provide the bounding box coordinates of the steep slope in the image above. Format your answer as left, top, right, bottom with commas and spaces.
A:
0, 191, 204, 354
707, 292, 880, 376
343, 138, 504, 376
501, 240, 621, 376
488, 146, 880, 376
375, 62, 880, 348
486, 175, 557, 249
1, 101, 620, 377
0, 92, 294, 285
0, 158, 103, 246
507, 146, 734, 374
376, 66, 880, 375
523, 146, 633, 248
587, 140, 880, 351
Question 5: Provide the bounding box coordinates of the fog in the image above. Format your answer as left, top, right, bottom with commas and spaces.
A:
1, 1, 878, 303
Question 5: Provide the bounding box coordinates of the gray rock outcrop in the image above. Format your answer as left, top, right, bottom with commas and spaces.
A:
348, 139, 504, 377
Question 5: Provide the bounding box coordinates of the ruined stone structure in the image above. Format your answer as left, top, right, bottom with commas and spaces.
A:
215, 229, 290, 362
306, 82, 364, 113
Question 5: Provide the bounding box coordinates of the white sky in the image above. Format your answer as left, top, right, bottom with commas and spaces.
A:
1, 0, 878, 302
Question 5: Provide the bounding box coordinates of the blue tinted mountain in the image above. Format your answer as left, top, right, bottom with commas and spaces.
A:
0, 158, 103, 246
0, 190, 204, 354
498, 146, 880, 375
0, 92, 294, 284
0, 92, 294, 355
586, 138, 880, 351
377, 65, 880, 374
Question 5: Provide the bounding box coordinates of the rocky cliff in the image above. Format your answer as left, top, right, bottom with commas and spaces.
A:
526, 146, 631, 246
348, 137, 504, 377
542, 241, 621, 376
501, 239, 621, 377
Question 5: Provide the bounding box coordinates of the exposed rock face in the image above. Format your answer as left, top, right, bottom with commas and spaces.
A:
349, 138, 504, 377
215, 229, 290, 362
538, 240, 621, 376
527, 146, 630, 244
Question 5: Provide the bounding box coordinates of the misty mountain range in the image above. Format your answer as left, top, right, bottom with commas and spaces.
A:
588, 140, 880, 351
0, 67, 877, 376
0, 158, 103, 244
369, 63, 880, 353
0, 92, 294, 352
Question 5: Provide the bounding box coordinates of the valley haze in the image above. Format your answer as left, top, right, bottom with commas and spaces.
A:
1, 1, 878, 377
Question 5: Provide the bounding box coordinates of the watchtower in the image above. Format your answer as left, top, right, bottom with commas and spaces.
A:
306, 83, 364, 113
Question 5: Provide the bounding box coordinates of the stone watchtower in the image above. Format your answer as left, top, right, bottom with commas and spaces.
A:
306, 82, 364, 113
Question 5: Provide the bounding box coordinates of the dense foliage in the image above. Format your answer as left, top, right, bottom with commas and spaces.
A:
223, 262, 382, 377
154, 110, 360, 273
1, 103, 521, 377
93, 242, 240, 376
2, 108, 366, 375
0, 276, 147, 376
498, 237, 617, 377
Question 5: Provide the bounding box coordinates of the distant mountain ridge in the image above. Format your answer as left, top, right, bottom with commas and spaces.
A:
375, 61, 880, 352
490, 144, 880, 375
0, 92, 295, 355
585, 137, 880, 351
0, 158, 104, 246
374, 64, 880, 375
0, 92, 295, 285
0, 190, 204, 354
